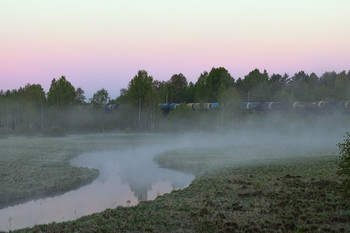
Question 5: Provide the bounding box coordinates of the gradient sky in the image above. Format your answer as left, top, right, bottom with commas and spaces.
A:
1, 0, 349, 99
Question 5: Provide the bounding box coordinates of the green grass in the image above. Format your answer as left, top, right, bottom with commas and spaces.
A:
10, 138, 350, 233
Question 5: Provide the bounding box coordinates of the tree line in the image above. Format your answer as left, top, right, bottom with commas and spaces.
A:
1, 68, 350, 134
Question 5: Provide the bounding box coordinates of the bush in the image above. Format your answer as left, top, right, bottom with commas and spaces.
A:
337, 132, 350, 195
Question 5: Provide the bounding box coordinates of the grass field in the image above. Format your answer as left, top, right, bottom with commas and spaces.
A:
5, 133, 349, 233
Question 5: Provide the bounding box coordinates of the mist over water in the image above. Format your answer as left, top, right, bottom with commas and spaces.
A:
0, 144, 194, 231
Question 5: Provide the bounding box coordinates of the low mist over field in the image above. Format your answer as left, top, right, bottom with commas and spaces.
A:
0, 111, 348, 231
175, 113, 347, 150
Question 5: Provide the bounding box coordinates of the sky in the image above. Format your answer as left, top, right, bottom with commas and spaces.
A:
1, 0, 350, 99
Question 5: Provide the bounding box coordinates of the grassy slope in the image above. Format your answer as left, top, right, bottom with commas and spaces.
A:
14, 144, 350, 233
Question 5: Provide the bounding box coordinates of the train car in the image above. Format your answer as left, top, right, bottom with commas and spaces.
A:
210, 102, 219, 109
293, 101, 323, 111
241, 102, 249, 109
168, 103, 177, 110
241, 102, 267, 111
316, 101, 325, 108
323, 101, 346, 111
186, 103, 194, 110
261, 102, 275, 110
202, 103, 211, 110
192, 103, 201, 111
159, 103, 169, 111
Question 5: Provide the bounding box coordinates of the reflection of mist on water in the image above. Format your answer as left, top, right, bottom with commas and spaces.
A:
71, 146, 195, 202
0, 146, 194, 231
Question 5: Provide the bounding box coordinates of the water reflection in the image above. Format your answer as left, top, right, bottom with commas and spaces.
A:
0, 146, 194, 231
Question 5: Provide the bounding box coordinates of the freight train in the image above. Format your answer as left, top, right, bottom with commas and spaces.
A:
105, 100, 350, 114
158, 100, 350, 114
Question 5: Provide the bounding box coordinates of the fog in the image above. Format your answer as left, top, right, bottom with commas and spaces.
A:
1, 112, 348, 231
171, 113, 348, 153
150, 112, 348, 173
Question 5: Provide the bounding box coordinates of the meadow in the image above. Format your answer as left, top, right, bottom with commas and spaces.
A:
1, 131, 349, 232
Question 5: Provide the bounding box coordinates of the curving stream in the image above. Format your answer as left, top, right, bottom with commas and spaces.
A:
0, 145, 194, 231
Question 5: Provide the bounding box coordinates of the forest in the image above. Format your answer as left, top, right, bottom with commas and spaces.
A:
1, 68, 350, 134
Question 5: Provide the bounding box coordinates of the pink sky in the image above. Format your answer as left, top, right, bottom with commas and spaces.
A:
1, 0, 349, 99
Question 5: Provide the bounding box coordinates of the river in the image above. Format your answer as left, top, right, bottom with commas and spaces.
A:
0, 145, 194, 231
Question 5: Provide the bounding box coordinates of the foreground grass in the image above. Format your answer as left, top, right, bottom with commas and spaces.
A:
14, 145, 350, 232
